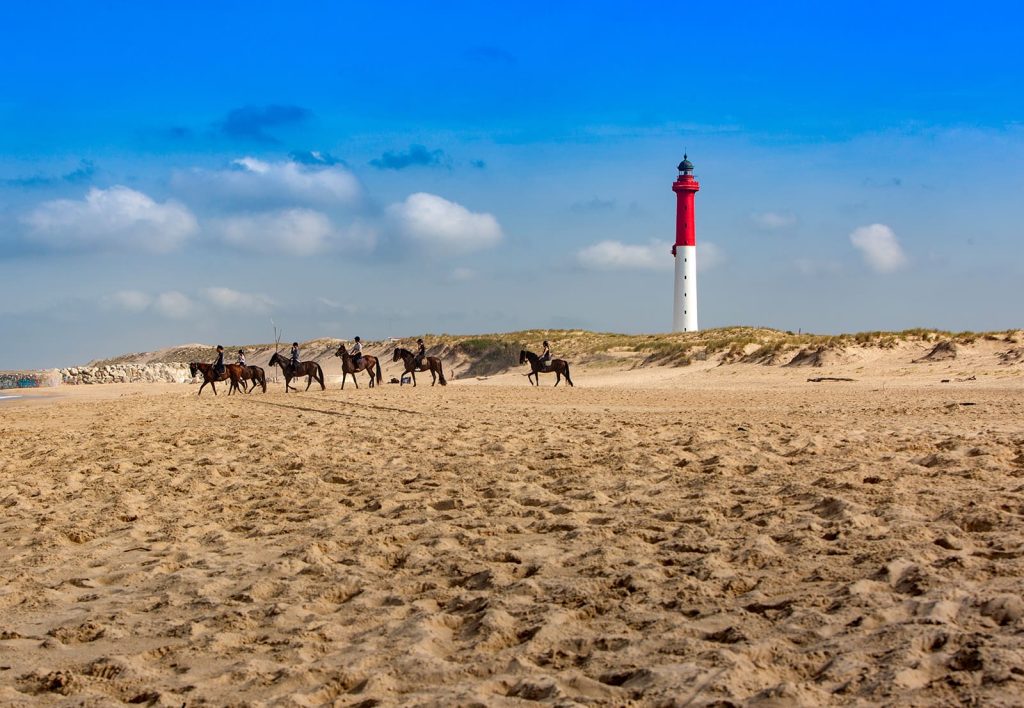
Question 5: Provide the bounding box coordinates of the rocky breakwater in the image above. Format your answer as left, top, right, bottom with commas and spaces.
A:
60, 363, 193, 385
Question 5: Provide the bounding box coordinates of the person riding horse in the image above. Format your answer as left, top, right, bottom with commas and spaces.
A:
213, 345, 225, 377
290, 342, 300, 371
237, 349, 246, 367
351, 336, 364, 366
540, 340, 552, 369
413, 338, 426, 368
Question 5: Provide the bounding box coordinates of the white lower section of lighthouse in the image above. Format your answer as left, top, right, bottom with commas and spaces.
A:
672, 245, 698, 332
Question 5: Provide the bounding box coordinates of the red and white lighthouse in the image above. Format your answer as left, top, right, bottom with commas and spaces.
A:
672, 154, 700, 332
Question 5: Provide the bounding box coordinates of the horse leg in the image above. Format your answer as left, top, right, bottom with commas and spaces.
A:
211, 380, 217, 396
431, 368, 436, 386
198, 380, 207, 396
412, 370, 417, 387
554, 371, 560, 387
305, 375, 313, 391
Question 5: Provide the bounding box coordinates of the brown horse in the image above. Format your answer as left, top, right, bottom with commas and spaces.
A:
520, 350, 574, 387
334, 344, 382, 389
392, 347, 447, 386
233, 365, 267, 393
190, 362, 244, 396
268, 352, 325, 392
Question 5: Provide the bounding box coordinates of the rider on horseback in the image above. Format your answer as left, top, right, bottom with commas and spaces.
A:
290, 342, 300, 371
540, 340, 552, 369
352, 337, 364, 366
237, 349, 246, 367
213, 345, 225, 376
413, 338, 426, 368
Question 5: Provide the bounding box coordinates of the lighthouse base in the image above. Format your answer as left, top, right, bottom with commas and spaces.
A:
672, 245, 698, 332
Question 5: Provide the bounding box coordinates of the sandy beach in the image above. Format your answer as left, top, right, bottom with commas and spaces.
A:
1, 359, 1023, 706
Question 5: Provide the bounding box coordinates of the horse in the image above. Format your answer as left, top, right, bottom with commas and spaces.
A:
233, 365, 267, 394
189, 362, 244, 396
268, 352, 325, 392
392, 347, 447, 386
520, 350, 574, 387
334, 344, 382, 389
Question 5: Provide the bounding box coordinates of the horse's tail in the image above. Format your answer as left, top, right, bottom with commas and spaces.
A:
375, 358, 383, 384
437, 361, 447, 386
564, 362, 573, 387
315, 363, 325, 390
259, 368, 267, 392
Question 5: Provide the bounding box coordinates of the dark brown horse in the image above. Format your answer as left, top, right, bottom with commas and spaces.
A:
269, 352, 325, 392
234, 365, 267, 393
520, 350, 574, 387
392, 347, 447, 386
190, 362, 244, 396
334, 344, 382, 389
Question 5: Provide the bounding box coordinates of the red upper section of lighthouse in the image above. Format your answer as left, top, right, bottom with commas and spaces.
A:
672, 154, 700, 251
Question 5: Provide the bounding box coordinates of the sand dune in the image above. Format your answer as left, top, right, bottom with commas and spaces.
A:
1, 362, 1023, 705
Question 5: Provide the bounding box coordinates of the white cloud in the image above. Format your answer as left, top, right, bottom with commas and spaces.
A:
751, 211, 797, 230
174, 157, 362, 208
105, 290, 153, 313
850, 223, 908, 273
698, 241, 726, 272
23, 186, 198, 253
577, 240, 669, 271
450, 267, 478, 282
795, 258, 843, 276
577, 239, 724, 272
215, 208, 351, 256
203, 286, 275, 311
154, 291, 195, 319
387, 193, 502, 254
317, 297, 358, 314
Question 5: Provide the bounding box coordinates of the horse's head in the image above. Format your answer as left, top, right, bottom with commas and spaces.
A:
269, 352, 282, 366
519, 350, 528, 365
392, 348, 402, 362
189, 362, 199, 377
335, 344, 347, 357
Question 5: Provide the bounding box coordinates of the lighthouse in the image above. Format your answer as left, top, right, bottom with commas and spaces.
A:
672, 154, 700, 332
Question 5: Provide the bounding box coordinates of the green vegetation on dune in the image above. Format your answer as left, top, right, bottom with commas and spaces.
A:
88, 327, 1021, 371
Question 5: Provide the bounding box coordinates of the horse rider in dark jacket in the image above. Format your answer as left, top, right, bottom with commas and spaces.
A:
213, 345, 225, 376
413, 338, 426, 368
540, 340, 552, 369
290, 342, 300, 371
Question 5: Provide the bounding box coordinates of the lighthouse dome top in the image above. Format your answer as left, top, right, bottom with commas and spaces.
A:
677, 154, 694, 174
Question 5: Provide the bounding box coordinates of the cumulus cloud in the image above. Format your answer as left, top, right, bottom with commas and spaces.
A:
202, 286, 275, 311
577, 241, 669, 271
698, 242, 726, 272
849, 223, 907, 273
104, 290, 153, 312
387, 193, 502, 254
219, 104, 311, 143
370, 144, 450, 170
22, 186, 198, 253
750, 211, 797, 230
578, 240, 724, 272
154, 291, 195, 319
216, 208, 336, 256
173, 157, 362, 209
795, 258, 843, 276
104, 286, 275, 318
449, 267, 478, 282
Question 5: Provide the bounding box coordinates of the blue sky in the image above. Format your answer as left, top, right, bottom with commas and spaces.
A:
2, 2, 1022, 368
